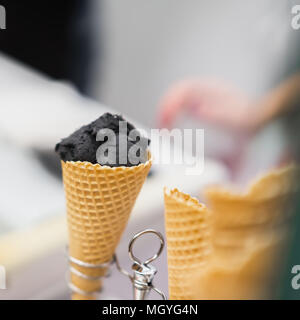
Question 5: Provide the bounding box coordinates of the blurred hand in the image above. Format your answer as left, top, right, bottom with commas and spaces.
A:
157, 78, 256, 132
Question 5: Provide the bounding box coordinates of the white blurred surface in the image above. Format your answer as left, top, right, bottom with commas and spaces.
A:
0, 140, 64, 232
0, 54, 229, 237
96, 0, 292, 126
0, 54, 110, 149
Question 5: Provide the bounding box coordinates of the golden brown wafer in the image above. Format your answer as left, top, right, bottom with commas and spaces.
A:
62, 155, 152, 299
164, 188, 211, 300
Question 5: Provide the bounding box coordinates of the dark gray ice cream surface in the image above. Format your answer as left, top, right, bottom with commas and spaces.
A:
55, 113, 150, 167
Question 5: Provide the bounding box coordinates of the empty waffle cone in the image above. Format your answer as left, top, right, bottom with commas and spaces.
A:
62, 155, 152, 300
188, 235, 284, 299
185, 165, 299, 299
164, 188, 211, 300
204, 165, 300, 257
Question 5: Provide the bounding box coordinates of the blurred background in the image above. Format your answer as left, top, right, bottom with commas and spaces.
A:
0, 0, 299, 299
95, 0, 292, 124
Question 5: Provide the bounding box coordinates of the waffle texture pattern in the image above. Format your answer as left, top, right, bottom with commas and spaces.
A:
164, 166, 300, 299
62, 157, 152, 299
164, 188, 211, 300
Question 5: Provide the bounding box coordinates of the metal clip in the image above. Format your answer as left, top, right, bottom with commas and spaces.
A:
115, 229, 167, 300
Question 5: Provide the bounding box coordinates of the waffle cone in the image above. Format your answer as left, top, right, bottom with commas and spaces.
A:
188, 236, 284, 299
204, 165, 299, 257
164, 188, 211, 300
62, 155, 152, 300
184, 165, 298, 299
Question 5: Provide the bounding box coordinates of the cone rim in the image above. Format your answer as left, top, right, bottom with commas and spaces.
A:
62, 151, 153, 171
164, 187, 206, 210
204, 164, 300, 201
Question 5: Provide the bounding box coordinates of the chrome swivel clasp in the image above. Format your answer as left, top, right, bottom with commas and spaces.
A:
115, 229, 167, 300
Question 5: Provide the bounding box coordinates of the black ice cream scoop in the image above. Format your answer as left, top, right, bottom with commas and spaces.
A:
55, 113, 150, 167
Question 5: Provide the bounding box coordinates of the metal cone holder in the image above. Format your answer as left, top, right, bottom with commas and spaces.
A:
67, 229, 167, 300
67, 255, 114, 298
115, 229, 167, 300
